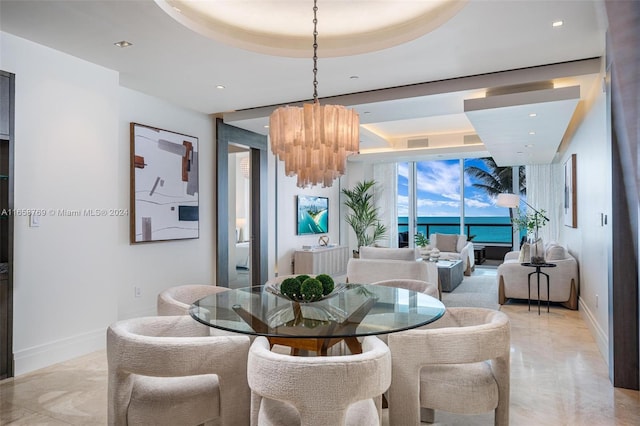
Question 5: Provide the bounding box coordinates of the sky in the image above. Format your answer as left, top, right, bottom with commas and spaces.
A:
397, 158, 512, 217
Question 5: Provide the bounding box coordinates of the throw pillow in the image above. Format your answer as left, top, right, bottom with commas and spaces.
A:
518, 243, 531, 263
435, 233, 458, 252
456, 235, 467, 253
546, 244, 567, 261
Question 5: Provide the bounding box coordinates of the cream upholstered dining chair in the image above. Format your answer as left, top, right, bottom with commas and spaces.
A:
371, 278, 440, 300
107, 315, 251, 426
247, 335, 391, 426
157, 284, 229, 316
387, 307, 510, 425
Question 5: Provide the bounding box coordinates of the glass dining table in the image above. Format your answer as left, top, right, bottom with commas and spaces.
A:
190, 283, 445, 355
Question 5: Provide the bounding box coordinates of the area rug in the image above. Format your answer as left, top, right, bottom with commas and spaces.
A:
441, 268, 499, 310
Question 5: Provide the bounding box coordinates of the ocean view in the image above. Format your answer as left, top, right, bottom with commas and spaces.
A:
398, 216, 518, 244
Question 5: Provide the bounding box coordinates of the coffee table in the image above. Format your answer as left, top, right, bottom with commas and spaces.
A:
437, 259, 464, 292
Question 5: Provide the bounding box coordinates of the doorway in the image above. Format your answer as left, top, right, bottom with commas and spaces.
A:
1, 70, 15, 379
216, 119, 268, 287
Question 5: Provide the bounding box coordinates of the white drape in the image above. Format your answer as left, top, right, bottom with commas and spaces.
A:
373, 162, 398, 247
525, 164, 563, 243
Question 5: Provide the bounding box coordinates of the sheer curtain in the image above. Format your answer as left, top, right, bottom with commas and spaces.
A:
525, 164, 563, 243
373, 162, 398, 247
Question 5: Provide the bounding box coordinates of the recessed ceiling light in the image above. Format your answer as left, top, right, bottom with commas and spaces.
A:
264, 125, 269, 128
350, 75, 359, 79
517, 151, 524, 154
114, 40, 133, 48
529, 131, 536, 135
363, 111, 371, 114
216, 85, 225, 89
529, 113, 537, 117
552, 20, 564, 27
525, 144, 534, 148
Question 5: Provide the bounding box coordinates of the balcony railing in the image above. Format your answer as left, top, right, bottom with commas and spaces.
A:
398, 220, 516, 246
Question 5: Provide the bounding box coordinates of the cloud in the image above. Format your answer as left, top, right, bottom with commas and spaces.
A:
415, 160, 460, 196
397, 163, 409, 178
465, 198, 492, 208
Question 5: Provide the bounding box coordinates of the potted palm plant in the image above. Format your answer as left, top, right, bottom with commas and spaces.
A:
342, 180, 387, 257
414, 233, 431, 259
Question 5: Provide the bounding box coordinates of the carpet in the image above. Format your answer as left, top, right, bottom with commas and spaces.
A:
441, 268, 499, 310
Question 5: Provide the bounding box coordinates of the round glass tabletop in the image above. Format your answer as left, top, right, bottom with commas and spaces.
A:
189, 283, 445, 340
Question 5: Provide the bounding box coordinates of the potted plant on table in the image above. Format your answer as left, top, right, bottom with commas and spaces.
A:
342, 180, 387, 258
511, 207, 549, 264
414, 233, 431, 259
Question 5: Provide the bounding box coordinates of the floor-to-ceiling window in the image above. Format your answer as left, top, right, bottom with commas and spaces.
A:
398, 157, 518, 248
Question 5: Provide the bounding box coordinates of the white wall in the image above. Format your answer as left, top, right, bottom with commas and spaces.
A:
2, 32, 216, 375
118, 87, 215, 320
274, 160, 342, 275
559, 73, 611, 362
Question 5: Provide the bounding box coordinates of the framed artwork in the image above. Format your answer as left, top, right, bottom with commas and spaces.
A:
564, 153, 577, 228
296, 195, 329, 235
130, 123, 199, 243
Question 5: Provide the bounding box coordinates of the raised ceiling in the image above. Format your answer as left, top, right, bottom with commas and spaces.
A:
0, 0, 607, 165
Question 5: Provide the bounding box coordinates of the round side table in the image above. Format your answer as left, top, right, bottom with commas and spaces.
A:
521, 262, 557, 314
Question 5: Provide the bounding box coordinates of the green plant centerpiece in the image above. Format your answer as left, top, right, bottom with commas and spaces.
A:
342, 180, 387, 257
278, 274, 335, 302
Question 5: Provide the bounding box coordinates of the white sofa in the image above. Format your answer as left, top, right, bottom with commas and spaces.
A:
347, 247, 440, 295
428, 233, 475, 276
497, 242, 579, 310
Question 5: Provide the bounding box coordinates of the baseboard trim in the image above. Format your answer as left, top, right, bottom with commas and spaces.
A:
579, 296, 609, 366
13, 327, 106, 376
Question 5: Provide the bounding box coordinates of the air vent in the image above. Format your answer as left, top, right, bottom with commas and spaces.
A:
486, 81, 553, 97
407, 138, 429, 148
463, 134, 482, 145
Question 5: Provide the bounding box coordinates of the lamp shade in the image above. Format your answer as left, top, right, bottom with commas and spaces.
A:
496, 193, 520, 208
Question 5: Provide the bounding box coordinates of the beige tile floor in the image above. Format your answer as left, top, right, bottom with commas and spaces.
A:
1, 276, 640, 425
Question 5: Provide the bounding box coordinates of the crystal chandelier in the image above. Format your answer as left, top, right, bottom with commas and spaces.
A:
269, 0, 359, 188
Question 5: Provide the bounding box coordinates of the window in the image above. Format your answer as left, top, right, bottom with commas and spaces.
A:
398, 157, 519, 247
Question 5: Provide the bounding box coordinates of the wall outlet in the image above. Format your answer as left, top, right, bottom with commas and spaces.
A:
134, 286, 141, 298
29, 214, 40, 228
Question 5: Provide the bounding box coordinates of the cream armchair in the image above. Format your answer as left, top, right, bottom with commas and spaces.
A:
428, 233, 475, 275
387, 308, 510, 425
497, 242, 579, 310
157, 284, 229, 316
247, 335, 391, 426
107, 315, 251, 426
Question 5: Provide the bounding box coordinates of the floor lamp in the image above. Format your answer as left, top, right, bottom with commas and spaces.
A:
496, 193, 550, 263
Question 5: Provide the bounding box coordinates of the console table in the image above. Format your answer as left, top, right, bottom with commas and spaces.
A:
294, 245, 349, 276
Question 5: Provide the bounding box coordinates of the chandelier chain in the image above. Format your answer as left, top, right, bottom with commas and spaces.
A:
312, 0, 318, 103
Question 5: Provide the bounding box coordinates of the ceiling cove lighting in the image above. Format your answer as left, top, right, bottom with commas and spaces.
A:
269, 0, 359, 188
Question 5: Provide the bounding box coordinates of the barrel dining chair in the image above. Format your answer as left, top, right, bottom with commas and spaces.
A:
107, 315, 251, 426
387, 307, 510, 425
371, 278, 440, 300
157, 284, 229, 316
247, 335, 391, 426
